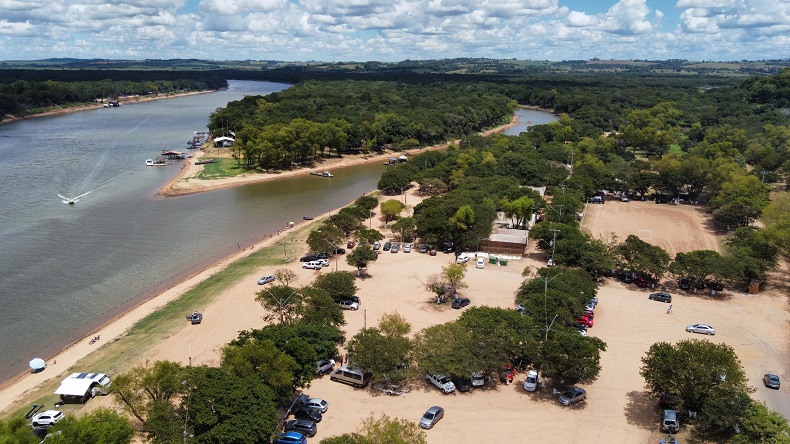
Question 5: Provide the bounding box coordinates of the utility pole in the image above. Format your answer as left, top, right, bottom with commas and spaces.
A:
549, 229, 560, 266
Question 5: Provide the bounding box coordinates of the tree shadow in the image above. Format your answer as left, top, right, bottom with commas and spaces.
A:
624, 390, 660, 430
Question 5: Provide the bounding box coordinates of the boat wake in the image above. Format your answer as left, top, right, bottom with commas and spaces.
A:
57, 190, 93, 205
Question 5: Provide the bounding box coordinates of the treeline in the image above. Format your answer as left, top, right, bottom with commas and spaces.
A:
0, 71, 227, 116
208, 80, 518, 169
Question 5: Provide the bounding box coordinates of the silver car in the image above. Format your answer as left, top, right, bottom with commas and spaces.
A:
686, 324, 715, 335
419, 406, 444, 429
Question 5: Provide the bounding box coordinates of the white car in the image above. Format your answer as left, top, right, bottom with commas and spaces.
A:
523, 370, 539, 392
403, 244, 412, 253
338, 299, 359, 310
316, 259, 330, 267
426, 373, 456, 393
686, 324, 716, 335
302, 261, 323, 269
31, 410, 64, 427
257, 274, 275, 285
476, 258, 485, 269
456, 253, 470, 264
316, 359, 336, 374
306, 397, 329, 413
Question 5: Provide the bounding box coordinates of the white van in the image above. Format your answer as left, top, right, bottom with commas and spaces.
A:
330, 366, 370, 388
302, 261, 323, 270
476, 258, 485, 269
662, 409, 680, 433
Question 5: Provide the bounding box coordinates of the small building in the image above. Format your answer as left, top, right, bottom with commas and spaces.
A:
213, 136, 235, 147
479, 212, 529, 255
54, 372, 111, 404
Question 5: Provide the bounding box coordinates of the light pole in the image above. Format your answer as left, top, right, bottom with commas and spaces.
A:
278, 241, 288, 262
543, 271, 564, 341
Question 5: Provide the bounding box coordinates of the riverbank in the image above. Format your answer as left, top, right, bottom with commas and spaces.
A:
158, 113, 522, 196
0, 89, 216, 125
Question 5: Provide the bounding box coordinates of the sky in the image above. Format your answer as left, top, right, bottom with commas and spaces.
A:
0, 0, 787, 62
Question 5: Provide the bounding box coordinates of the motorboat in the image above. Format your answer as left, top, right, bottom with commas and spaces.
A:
146, 159, 166, 166
310, 171, 333, 177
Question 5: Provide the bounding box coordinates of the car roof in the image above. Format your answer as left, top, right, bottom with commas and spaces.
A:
426, 406, 443, 413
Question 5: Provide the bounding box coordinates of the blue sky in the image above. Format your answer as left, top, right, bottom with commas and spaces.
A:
0, 0, 786, 62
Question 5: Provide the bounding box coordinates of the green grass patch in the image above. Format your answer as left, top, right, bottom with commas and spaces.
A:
195, 157, 248, 180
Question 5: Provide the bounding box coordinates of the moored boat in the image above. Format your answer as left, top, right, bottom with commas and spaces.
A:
310, 171, 334, 177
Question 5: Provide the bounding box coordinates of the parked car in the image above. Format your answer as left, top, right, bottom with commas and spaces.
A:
588, 195, 605, 204
476, 258, 485, 269
451, 297, 471, 309
293, 406, 322, 423
452, 376, 472, 392
764, 374, 781, 389
333, 248, 346, 255
419, 244, 428, 253
306, 398, 328, 413
373, 241, 381, 250
662, 409, 680, 433
523, 370, 539, 392
316, 258, 330, 267
300, 254, 320, 262
500, 364, 517, 384
686, 323, 715, 335
678, 277, 691, 290
383, 242, 392, 251
706, 280, 725, 291
559, 387, 587, 405
620, 195, 630, 202
429, 245, 437, 256
426, 373, 456, 393
347, 240, 356, 249
257, 274, 276, 285
649, 292, 672, 303
31, 410, 64, 427
575, 316, 593, 328
419, 406, 445, 429
471, 372, 487, 387
391, 244, 399, 253
403, 244, 412, 253
275, 431, 307, 444
456, 253, 470, 264
284, 419, 317, 438
338, 299, 359, 310
302, 261, 323, 269
316, 359, 336, 375
346, 295, 361, 303
442, 242, 455, 253
659, 393, 681, 409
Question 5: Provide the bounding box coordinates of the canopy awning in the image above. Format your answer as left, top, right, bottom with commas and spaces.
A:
55, 378, 93, 397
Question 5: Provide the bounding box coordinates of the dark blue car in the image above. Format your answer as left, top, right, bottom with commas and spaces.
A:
275, 431, 307, 444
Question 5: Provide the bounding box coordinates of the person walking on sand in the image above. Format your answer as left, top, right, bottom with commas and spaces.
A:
666, 305, 673, 314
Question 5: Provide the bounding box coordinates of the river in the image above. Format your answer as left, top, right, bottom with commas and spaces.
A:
0, 81, 386, 383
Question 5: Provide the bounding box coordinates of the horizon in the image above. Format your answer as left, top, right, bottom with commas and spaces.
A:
0, 0, 787, 62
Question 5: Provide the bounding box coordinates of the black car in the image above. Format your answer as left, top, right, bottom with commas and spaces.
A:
429, 245, 437, 256
293, 406, 322, 423
452, 376, 472, 392
383, 242, 392, 251
678, 277, 691, 290
300, 254, 320, 262
648, 292, 672, 303
334, 248, 346, 255
442, 242, 454, 253
285, 419, 317, 437
451, 298, 471, 309
419, 244, 428, 253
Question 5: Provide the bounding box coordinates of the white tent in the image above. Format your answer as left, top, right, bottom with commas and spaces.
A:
54, 378, 93, 397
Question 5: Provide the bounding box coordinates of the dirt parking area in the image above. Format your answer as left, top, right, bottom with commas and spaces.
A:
139, 196, 789, 443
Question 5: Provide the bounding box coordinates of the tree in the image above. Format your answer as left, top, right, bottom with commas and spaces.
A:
220, 339, 299, 398
380, 199, 405, 225
390, 216, 416, 242
346, 244, 379, 275
312, 271, 358, 301
640, 339, 750, 413
355, 228, 385, 245
184, 366, 278, 444
354, 194, 379, 212
307, 226, 344, 254
347, 325, 412, 383
731, 401, 790, 444
326, 212, 361, 235
44, 407, 134, 444
669, 250, 724, 284
255, 284, 302, 325
501, 195, 535, 229
448, 204, 475, 231
112, 360, 187, 441
709, 173, 770, 227
274, 268, 296, 286
442, 263, 467, 293
615, 234, 671, 280
539, 332, 606, 387
299, 286, 346, 327
320, 414, 427, 444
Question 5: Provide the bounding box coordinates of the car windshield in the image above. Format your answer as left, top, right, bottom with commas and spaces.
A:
423, 412, 435, 419
562, 389, 576, 398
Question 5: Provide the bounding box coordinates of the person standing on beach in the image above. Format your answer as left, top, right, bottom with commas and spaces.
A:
666, 305, 672, 314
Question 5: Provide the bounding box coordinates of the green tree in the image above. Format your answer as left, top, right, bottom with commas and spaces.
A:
501, 195, 535, 229
380, 199, 405, 225
449, 204, 475, 231
308, 226, 344, 254
355, 228, 385, 245
347, 323, 412, 383
220, 339, 298, 398
539, 331, 607, 388
255, 284, 302, 325
346, 244, 379, 275
669, 250, 725, 284
312, 271, 358, 301
710, 174, 770, 227
615, 234, 671, 280
731, 401, 790, 444
442, 263, 467, 293
326, 212, 361, 236
320, 414, 427, 444
354, 194, 379, 212
640, 339, 750, 412
299, 286, 346, 327
390, 216, 416, 242
44, 407, 134, 444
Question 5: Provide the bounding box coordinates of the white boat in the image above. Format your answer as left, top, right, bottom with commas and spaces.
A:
146, 159, 166, 166
310, 171, 333, 177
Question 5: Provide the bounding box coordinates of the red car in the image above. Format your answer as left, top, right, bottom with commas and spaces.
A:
500, 364, 517, 384
575, 316, 593, 328
347, 240, 356, 249
584, 310, 594, 319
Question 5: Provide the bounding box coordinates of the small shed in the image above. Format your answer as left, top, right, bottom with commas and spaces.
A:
54, 378, 93, 404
